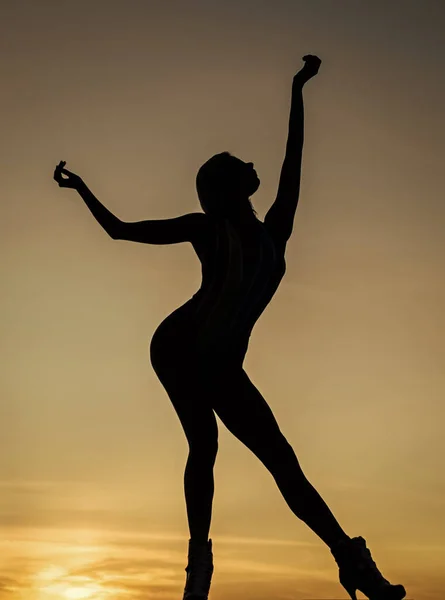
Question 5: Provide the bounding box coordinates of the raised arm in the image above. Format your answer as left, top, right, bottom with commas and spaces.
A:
264, 55, 321, 248
53, 161, 206, 245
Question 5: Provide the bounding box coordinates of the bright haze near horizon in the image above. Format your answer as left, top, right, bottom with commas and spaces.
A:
1, 1, 444, 599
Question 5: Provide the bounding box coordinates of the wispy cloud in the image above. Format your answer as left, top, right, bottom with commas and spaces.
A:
0, 526, 329, 600
2, 525, 442, 599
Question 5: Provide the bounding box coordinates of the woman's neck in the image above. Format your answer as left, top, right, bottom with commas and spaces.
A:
228, 199, 257, 224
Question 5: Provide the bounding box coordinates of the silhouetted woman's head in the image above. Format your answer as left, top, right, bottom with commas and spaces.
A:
196, 152, 260, 219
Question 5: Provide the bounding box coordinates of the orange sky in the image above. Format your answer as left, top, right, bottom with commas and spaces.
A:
1, 1, 445, 599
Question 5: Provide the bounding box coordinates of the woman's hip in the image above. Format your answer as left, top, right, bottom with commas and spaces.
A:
150, 317, 249, 380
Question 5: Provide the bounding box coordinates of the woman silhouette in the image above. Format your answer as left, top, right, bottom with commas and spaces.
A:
53, 56, 406, 600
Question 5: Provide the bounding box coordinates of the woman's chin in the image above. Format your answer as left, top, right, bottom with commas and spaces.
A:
250, 178, 260, 194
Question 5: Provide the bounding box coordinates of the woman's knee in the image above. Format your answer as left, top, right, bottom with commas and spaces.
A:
188, 437, 219, 463
258, 435, 302, 474
185, 412, 219, 461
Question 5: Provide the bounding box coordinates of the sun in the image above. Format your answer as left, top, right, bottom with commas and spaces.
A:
63, 588, 95, 600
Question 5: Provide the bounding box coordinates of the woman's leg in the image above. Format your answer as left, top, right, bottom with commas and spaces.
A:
211, 367, 350, 550
152, 362, 219, 543
181, 397, 218, 544
150, 322, 220, 544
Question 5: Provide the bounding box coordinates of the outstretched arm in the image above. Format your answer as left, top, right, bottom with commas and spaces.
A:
264, 55, 321, 247
53, 161, 206, 244
113, 213, 207, 244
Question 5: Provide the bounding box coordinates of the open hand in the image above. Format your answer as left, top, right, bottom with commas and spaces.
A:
294, 55, 322, 84
53, 161, 83, 189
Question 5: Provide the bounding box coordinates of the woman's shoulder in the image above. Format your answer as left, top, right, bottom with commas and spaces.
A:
187, 212, 217, 257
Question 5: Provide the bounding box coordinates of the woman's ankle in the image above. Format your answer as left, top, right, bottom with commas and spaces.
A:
329, 534, 352, 552
189, 537, 211, 546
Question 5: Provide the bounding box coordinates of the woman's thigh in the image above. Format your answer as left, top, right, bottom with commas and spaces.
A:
150, 322, 285, 460
210, 367, 293, 467
151, 342, 219, 453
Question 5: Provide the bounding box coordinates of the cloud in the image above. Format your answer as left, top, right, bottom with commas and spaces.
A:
1, 525, 444, 599
0, 576, 19, 598
0, 574, 31, 599
0, 526, 327, 600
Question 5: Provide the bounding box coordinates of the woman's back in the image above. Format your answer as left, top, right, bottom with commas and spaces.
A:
188, 214, 286, 356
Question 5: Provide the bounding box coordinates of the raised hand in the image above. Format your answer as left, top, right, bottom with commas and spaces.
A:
294, 55, 322, 85
53, 161, 83, 189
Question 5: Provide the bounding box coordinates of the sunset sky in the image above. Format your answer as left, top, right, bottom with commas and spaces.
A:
1, 1, 445, 599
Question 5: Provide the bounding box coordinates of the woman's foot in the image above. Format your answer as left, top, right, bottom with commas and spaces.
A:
183, 538, 214, 600
331, 536, 406, 600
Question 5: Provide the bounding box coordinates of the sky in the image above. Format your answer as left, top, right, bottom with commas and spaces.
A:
1, 0, 445, 598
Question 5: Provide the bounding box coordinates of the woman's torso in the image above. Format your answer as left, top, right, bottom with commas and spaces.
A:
151, 214, 286, 365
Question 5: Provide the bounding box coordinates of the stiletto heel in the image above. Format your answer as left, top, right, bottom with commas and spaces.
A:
331, 536, 406, 600
343, 584, 357, 600
339, 572, 358, 600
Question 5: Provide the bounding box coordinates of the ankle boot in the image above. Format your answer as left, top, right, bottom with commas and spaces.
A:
183, 538, 214, 600
331, 536, 406, 600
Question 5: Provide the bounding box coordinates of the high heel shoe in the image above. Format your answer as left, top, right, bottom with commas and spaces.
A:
331, 536, 406, 600
183, 538, 214, 600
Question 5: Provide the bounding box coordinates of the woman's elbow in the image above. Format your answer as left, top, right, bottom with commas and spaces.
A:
109, 220, 126, 240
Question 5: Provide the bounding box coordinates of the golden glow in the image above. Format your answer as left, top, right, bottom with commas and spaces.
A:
36, 575, 114, 600
41, 585, 96, 600
1, 1, 445, 600
64, 590, 94, 600
34, 566, 106, 599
